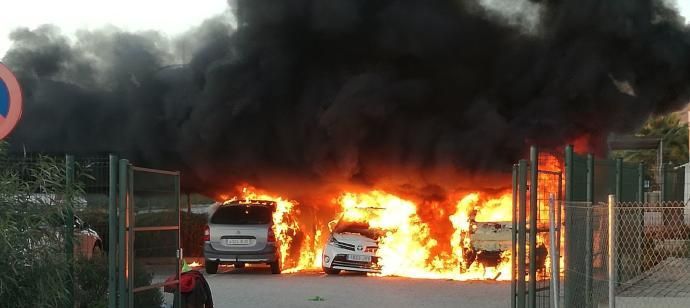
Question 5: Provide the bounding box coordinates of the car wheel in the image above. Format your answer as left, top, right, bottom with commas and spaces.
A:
323, 267, 341, 275
234, 263, 245, 269
205, 260, 218, 274
270, 260, 281, 274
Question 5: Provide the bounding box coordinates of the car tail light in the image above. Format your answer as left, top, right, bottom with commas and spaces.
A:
203, 225, 210, 242
267, 227, 276, 243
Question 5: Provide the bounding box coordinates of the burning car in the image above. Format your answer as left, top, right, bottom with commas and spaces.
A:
463, 221, 513, 268
463, 220, 547, 271
321, 207, 385, 275
204, 200, 282, 274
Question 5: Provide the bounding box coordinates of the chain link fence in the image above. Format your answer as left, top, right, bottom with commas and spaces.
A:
515, 145, 690, 308
562, 200, 690, 308
562, 202, 610, 307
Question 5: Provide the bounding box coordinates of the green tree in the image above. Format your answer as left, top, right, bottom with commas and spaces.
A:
615, 113, 689, 166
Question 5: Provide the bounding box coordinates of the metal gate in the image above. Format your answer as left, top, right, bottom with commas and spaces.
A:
512, 146, 563, 308
114, 159, 182, 308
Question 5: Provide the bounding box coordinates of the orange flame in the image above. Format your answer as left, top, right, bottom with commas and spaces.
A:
223, 186, 324, 273
222, 151, 566, 281
334, 190, 514, 280
224, 187, 302, 268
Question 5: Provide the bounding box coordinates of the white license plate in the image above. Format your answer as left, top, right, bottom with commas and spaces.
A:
346, 254, 372, 262
225, 239, 251, 245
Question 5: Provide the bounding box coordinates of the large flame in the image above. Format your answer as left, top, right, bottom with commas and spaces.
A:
219, 151, 564, 281
222, 186, 323, 273
334, 190, 514, 280
224, 187, 301, 268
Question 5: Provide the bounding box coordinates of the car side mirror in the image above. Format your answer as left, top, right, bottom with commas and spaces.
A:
327, 220, 337, 232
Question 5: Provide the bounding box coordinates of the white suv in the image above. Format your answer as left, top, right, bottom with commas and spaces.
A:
322, 209, 384, 275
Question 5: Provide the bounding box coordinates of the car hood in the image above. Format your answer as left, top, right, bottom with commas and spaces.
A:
333, 232, 378, 245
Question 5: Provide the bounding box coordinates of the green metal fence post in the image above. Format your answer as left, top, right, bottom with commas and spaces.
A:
65, 155, 75, 308
108, 155, 118, 308
528, 146, 538, 307
615, 158, 623, 201
512, 164, 518, 308
118, 159, 128, 308
661, 162, 667, 201
127, 165, 134, 308
564, 145, 574, 307
175, 172, 182, 308
584, 154, 594, 308
517, 159, 528, 308
638, 163, 644, 202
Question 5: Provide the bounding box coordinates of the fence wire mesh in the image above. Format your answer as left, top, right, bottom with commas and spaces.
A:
0, 153, 111, 307
616, 202, 690, 298
534, 168, 562, 308
562, 201, 690, 308
130, 167, 181, 307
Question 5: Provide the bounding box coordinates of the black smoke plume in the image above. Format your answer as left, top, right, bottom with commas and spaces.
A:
3, 0, 690, 198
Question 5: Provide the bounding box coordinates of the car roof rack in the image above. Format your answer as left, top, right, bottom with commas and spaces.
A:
221, 199, 277, 208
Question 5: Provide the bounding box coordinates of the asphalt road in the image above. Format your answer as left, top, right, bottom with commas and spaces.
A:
201, 266, 510, 308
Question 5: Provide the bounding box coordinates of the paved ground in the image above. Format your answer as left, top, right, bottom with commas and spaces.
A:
618, 257, 690, 298
615, 257, 690, 308
196, 266, 510, 308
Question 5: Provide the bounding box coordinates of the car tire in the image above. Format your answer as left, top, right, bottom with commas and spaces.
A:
323, 267, 341, 275
234, 263, 245, 269
205, 260, 219, 274
270, 260, 281, 274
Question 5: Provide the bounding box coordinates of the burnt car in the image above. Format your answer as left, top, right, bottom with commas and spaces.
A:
463, 220, 547, 269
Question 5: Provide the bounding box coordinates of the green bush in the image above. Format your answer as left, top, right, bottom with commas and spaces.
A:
74, 255, 108, 308
74, 255, 163, 308
0, 153, 75, 307
0, 142, 163, 307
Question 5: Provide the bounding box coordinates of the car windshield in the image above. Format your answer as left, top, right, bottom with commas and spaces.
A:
334, 208, 387, 239
211, 205, 273, 225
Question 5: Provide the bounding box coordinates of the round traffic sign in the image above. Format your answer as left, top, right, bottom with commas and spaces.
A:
0, 63, 23, 140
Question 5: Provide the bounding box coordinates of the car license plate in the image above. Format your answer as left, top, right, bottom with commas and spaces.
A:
225, 239, 251, 245
347, 254, 371, 262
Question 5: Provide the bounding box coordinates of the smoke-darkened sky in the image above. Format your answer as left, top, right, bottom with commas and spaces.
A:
3, 0, 690, 198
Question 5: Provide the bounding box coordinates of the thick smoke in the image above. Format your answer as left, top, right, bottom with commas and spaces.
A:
3, 0, 690, 199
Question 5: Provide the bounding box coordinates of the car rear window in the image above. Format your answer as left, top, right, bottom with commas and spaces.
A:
211, 205, 273, 225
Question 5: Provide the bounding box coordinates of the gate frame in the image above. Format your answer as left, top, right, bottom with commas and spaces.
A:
512, 146, 563, 308
113, 159, 182, 308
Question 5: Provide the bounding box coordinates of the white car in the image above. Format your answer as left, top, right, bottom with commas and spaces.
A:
463, 221, 546, 269
322, 209, 384, 275
463, 221, 512, 267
